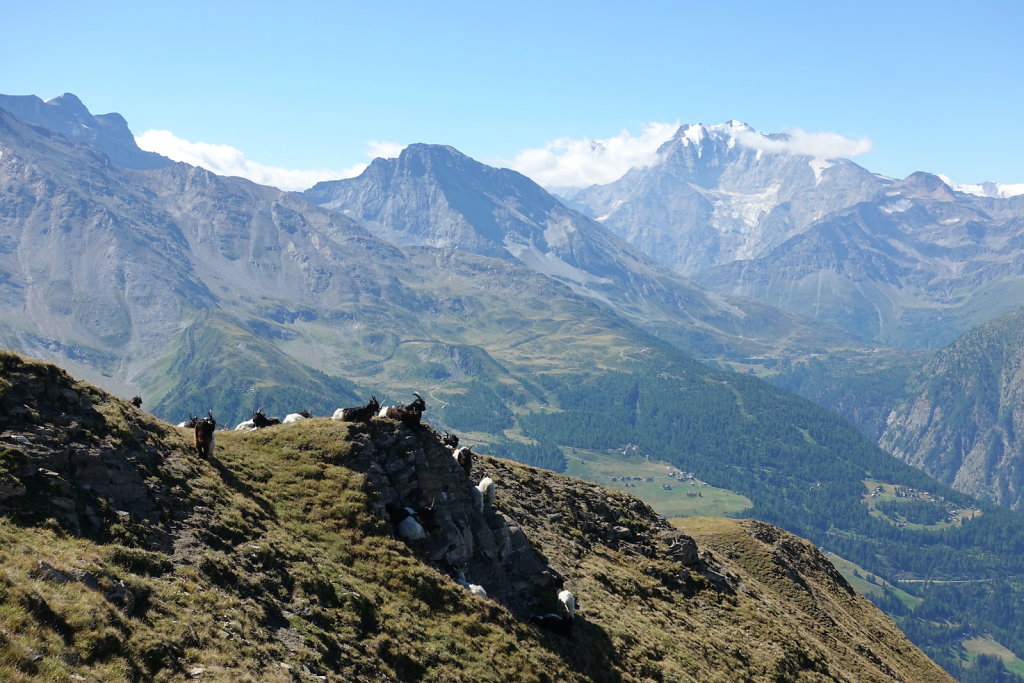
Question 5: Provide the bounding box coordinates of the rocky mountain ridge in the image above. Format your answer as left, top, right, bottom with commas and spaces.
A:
0, 93, 172, 171
304, 141, 864, 363
569, 122, 1024, 349
0, 350, 950, 681
696, 172, 1024, 348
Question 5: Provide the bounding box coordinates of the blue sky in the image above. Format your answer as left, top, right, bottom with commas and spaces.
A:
3, 1, 1022, 190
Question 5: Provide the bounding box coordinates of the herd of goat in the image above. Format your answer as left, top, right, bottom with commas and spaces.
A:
166, 392, 577, 635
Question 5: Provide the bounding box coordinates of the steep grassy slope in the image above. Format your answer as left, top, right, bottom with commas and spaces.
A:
510, 356, 1024, 679
0, 351, 948, 681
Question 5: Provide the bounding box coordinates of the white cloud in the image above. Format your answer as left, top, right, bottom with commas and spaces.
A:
135, 130, 403, 191
499, 122, 679, 191
937, 175, 1024, 198
734, 128, 873, 159
365, 140, 405, 159
134, 123, 875, 195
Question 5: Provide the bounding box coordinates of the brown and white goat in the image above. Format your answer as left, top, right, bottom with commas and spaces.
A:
379, 392, 426, 425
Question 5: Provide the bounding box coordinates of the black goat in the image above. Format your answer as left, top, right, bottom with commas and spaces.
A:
193, 411, 217, 459
333, 396, 380, 423
454, 446, 474, 477
252, 406, 280, 428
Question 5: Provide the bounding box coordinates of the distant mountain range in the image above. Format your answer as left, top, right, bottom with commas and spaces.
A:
5, 92, 1024, 678
569, 121, 1024, 350
570, 121, 885, 274
0, 95, 863, 419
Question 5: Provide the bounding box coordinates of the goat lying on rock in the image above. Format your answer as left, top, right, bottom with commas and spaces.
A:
378, 392, 426, 425
455, 568, 488, 600
332, 396, 380, 423
389, 504, 438, 541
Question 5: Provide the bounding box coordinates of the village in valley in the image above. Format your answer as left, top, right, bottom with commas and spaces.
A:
561, 442, 753, 519
861, 479, 983, 530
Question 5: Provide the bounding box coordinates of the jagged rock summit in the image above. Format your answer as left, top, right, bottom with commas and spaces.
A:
0, 350, 949, 681
0, 92, 172, 170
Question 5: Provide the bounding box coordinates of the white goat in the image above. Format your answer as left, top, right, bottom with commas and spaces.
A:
282, 410, 312, 424
396, 514, 426, 541
477, 476, 496, 507
456, 569, 488, 599
558, 589, 576, 620
234, 419, 257, 431
393, 506, 436, 542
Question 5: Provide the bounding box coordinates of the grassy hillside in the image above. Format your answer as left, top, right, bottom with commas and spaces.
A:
506, 357, 1024, 680
0, 351, 949, 681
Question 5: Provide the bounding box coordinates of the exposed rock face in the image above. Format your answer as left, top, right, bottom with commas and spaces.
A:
880, 306, 1024, 508
695, 173, 1024, 348
0, 93, 172, 170
568, 123, 1024, 349
676, 517, 945, 682
304, 142, 866, 362
338, 418, 560, 615
0, 351, 194, 546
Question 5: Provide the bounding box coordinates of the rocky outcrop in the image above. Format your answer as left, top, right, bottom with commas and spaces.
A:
0, 93, 173, 170
338, 418, 560, 616
0, 351, 195, 547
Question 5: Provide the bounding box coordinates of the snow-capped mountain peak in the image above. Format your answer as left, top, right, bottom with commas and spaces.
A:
673, 121, 753, 147
937, 175, 1024, 199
